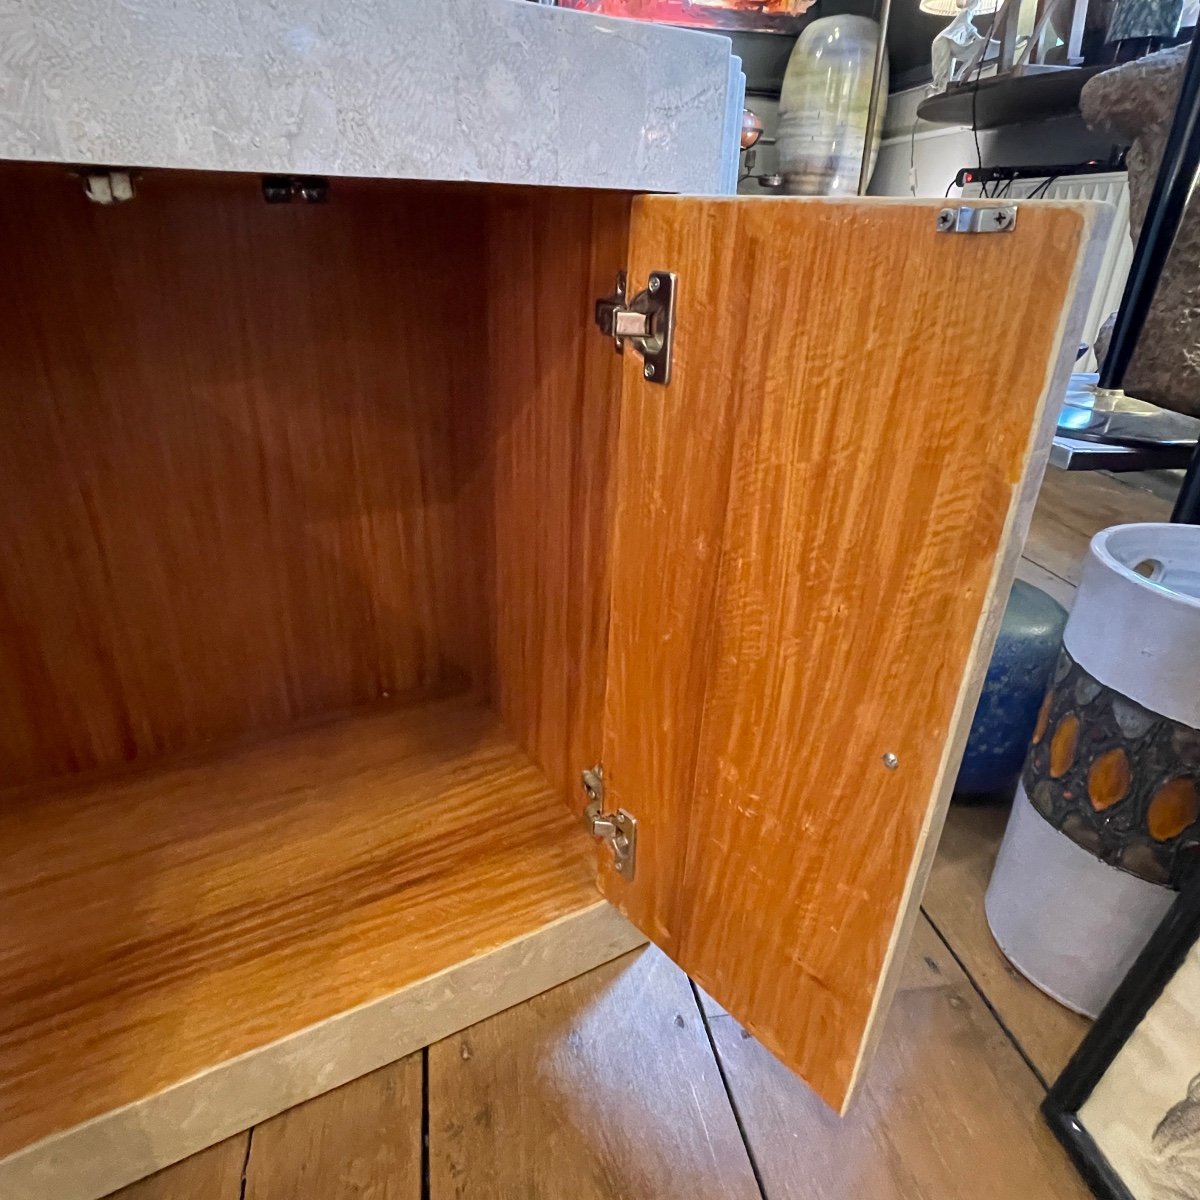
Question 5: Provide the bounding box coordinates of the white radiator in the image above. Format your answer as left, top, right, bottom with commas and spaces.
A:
966, 172, 1132, 370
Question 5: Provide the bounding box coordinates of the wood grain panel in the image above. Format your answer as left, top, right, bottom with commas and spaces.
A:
110, 1135, 248, 1200
600, 197, 1107, 1110
707, 917, 1093, 1199
0, 164, 485, 789
460, 190, 629, 811
244, 1057, 422, 1200
428, 947, 760, 1199
0, 690, 603, 1157
924, 799, 1091, 1082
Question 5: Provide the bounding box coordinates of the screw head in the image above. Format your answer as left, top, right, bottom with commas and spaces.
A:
936, 208, 955, 231
644, 363, 656, 379
993, 209, 1012, 227
882, 752, 900, 770
648, 275, 660, 293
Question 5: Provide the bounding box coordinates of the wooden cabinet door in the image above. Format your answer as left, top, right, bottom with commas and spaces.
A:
597, 197, 1106, 1112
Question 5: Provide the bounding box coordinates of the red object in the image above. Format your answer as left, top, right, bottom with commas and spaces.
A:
558, 0, 815, 34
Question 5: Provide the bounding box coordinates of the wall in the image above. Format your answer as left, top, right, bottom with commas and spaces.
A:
870, 86, 1116, 197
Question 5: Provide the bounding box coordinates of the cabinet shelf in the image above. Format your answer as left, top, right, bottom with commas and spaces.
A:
0, 688, 622, 1167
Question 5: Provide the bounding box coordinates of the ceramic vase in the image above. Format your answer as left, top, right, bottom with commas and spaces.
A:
776, 15, 887, 196
985, 523, 1200, 1016
956, 580, 1068, 797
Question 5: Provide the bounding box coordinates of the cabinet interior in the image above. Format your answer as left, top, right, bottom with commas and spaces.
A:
0, 163, 631, 1155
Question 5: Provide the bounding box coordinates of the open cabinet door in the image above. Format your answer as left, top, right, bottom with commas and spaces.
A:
597, 196, 1107, 1112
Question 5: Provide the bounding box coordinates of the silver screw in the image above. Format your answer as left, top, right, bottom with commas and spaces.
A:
936, 208, 955, 231
882, 752, 899, 770
644, 364, 656, 379
648, 275, 660, 293
993, 209, 1011, 228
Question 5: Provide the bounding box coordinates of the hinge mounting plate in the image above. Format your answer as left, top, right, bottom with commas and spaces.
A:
581, 764, 637, 880
936, 204, 1017, 234
594, 270, 676, 385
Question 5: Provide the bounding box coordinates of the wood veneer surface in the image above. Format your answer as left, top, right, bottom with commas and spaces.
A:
0, 690, 600, 1157
599, 197, 1102, 1110
0, 165, 485, 789
463, 190, 629, 812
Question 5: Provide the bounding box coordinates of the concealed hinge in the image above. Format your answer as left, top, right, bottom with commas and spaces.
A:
936, 204, 1017, 234
581, 764, 637, 880
594, 270, 677, 385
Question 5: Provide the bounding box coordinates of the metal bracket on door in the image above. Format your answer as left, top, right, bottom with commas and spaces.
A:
935, 204, 1017, 234
581, 764, 637, 880
594, 270, 677, 385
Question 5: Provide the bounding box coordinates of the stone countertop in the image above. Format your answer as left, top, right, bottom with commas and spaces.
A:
0, 0, 741, 194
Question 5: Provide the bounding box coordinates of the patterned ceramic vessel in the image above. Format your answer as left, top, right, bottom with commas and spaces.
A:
986, 524, 1200, 1016
775, 15, 886, 195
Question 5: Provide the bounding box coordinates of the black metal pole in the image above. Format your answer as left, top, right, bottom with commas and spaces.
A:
1098, 24, 1200, 391
1171, 448, 1200, 520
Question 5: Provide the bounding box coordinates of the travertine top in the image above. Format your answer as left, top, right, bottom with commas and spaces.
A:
0, 0, 740, 193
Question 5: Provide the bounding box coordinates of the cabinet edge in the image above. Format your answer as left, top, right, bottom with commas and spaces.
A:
0, 900, 644, 1200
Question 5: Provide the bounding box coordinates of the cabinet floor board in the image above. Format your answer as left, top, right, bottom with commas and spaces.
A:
0, 688, 609, 1159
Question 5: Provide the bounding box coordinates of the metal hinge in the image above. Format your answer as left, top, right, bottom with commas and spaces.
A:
581, 764, 637, 880
936, 204, 1017, 234
594, 270, 677, 385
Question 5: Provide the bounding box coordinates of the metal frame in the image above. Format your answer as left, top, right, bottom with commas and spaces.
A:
1043, 878, 1200, 1199
858, 0, 894, 194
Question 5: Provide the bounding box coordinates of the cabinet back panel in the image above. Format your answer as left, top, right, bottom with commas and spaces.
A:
0, 166, 486, 787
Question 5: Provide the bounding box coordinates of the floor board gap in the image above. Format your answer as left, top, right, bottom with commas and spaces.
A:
237, 1126, 253, 1200
921, 905, 1051, 1090
689, 979, 770, 1200
421, 1048, 431, 1200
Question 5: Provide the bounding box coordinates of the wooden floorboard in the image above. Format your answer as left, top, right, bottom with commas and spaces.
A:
705, 916, 1092, 1200
427, 946, 761, 1200
107, 1134, 248, 1200
1021, 470, 1170, 586
922, 804, 1092, 1083
243, 1056, 422, 1200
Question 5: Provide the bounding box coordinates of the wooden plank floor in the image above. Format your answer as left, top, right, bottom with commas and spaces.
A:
108, 471, 1168, 1199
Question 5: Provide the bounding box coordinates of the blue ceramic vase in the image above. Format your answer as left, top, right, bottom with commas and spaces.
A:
956, 580, 1068, 796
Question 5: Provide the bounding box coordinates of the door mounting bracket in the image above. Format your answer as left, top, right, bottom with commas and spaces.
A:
581, 764, 637, 880
935, 204, 1017, 234
594, 270, 677, 385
